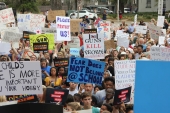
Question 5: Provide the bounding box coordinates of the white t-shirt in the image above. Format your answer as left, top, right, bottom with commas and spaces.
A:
67, 88, 78, 96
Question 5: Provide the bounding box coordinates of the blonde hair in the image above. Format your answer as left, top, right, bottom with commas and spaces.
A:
67, 102, 82, 111
0, 96, 7, 102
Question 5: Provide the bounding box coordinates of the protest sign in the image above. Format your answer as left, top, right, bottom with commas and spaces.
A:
158, 36, 165, 45
23, 31, 36, 41
0, 43, 11, 55
45, 88, 69, 105
97, 21, 111, 40
17, 14, 31, 32
135, 26, 147, 34
157, 16, 165, 27
53, 58, 69, 67
0, 61, 42, 95
117, 33, 129, 48
67, 57, 105, 85
0, 101, 17, 106
33, 42, 48, 53
64, 109, 92, 113
114, 60, 135, 104
104, 40, 117, 49
114, 30, 123, 41
70, 48, 80, 56
0, 27, 19, 33
148, 23, 164, 40
84, 29, 97, 34
56, 16, 70, 41
41, 28, 57, 42
150, 47, 170, 61
48, 10, 65, 21
83, 33, 105, 59
113, 87, 132, 105
29, 34, 55, 50
70, 19, 82, 32
0, 8, 15, 24
17, 95, 39, 103
135, 61, 170, 113
134, 14, 137, 26
1, 31, 22, 42
67, 36, 80, 48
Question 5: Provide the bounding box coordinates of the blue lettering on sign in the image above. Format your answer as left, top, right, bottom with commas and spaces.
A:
57, 17, 70, 22
67, 57, 105, 85
60, 31, 67, 37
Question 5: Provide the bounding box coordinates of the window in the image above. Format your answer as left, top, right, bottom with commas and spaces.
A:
79, 11, 86, 13
146, 0, 151, 8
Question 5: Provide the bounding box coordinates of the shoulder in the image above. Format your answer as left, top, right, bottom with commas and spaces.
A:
92, 106, 100, 113
45, 77, 50, 81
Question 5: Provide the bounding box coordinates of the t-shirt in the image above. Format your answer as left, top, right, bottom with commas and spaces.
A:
45, 77, 62, 87
96, 89, 106, 104
67, 88, 78, 96
92, 106, 100, 113
41, 66, 51, 80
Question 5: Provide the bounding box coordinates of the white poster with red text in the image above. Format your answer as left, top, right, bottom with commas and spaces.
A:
83, 33, 104, 59
97, 21, 111, 40
0, 8, 15, 24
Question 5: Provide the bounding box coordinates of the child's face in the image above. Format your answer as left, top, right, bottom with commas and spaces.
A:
66, 106, 72, 112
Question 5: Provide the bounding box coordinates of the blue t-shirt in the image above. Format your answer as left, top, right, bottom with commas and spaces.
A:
41, 66, 51, 80
92, 106, 100, 113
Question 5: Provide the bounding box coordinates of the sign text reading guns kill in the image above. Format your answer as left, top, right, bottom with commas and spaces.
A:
56, 16, 71, 41
0, 61, 42, 96
83, 33, 104, 59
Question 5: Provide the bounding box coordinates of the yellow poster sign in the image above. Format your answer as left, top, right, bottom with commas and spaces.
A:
29, 34, 55, 50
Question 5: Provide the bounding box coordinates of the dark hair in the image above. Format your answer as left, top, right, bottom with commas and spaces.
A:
92, 95, 98, 107
138, 45, 143, 49
66, 94, 74, 104
94, 85, 103, 91
40, 58, 47, 62
50, 67, 57, 76
104, 77, 115, 85
81, 92, 92, 99
102, 103, 113, 112
74, 93, 81, 98
108, 57, 114, 62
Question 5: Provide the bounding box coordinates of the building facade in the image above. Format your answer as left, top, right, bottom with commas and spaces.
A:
137, 0, 170, 12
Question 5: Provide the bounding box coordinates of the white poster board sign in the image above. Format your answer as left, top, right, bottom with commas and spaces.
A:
158, 36, 165, 45
114, 60, 136, 104
67, 36, 80, 48
117, 33, 129, 48
1, 31, 22, 42
114, 30, 123, 41
150, 47, 170, 61
135, 26, 147, 34
0, 43, 11, 55
134, 14, 137, 26
0, 61, 42, 95
56, 16, 71, 41
0, 8, 15, 24
97, 21, 111, 40
83, 33, 104, 59
157, 16, 165, 27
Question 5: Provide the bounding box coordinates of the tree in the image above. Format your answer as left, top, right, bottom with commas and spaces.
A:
50, 0, 62, 10
109, 0, 128, 13
4, 0, 39, 13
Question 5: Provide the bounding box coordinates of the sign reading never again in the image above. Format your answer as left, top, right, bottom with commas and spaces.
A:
0, 61, 42, 95
67, 57, 105, 85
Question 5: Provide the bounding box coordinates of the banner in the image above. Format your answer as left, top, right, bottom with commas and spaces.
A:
0, 61, 42, 95
47, 10, 65, 21
83, 33, 104, 59
0, 8, 15, 24
70, 19, 82, 32
45, 88, 69, 105
150, 47, 170, 61
53, 58, 69, 67
135, 26, 147, 34
67, 57, 105, 85
97, 21, 111, 40
29, 34, 55, 50
1, 31, 22, 42
56, 16, 71, 41
114, 60, 135, 104
33, 42, 48, 53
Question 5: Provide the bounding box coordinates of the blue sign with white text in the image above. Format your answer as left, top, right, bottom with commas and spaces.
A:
67, 57, 105, 85
70, 48, 80, 56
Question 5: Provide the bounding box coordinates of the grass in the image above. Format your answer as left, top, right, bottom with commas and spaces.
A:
99, 12, 169, 22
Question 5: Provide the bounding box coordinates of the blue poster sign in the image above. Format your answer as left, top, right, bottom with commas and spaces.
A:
67, 57, 105, 85
135, 60, 170, 113
70, 48, 80, 56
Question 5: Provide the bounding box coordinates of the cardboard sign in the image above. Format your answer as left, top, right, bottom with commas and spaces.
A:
0, 8, 15, 24
29, 34, 55, 50
150, 47, 170, 61
135, 26, 147, 34
84, 29, 97, 34
104, 40, 117, 49
67, 36, 80, 48
113, 87, 132, 105
0, 103, 63, 113
134, 61, 170, 113
83, 33, 105, 59
67, 57, 105, 85
1, 31, 22, 43
0, 61, 42, 95
56, 16, 71, 41
45, 88, 69, 105
0, 43, 11, 55
33, 42, 48, 53
114, 60, 135, 104
70, 19, 82, 32
70, 48, 80, 56
47, 10, 65, 21
23, 31, 36, 41
97, 21, 111, 40
53, 58, 69, 67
